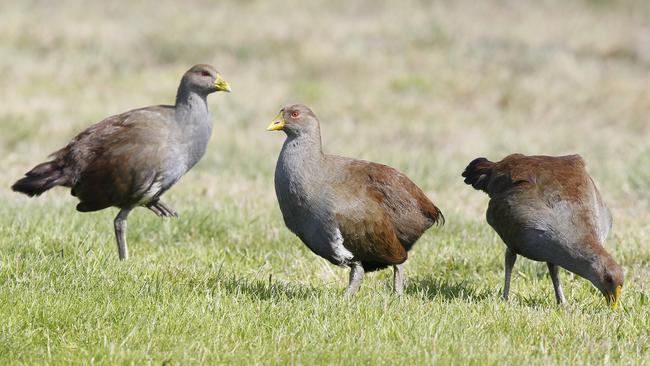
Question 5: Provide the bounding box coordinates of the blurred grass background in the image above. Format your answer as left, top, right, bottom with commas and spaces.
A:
1, 0, 649, 364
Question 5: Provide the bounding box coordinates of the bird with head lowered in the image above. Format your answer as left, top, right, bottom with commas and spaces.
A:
462, 153, 623, 308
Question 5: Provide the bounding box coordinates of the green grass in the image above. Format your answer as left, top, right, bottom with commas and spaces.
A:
1, 0, 650, 364
3, 203, 649, 365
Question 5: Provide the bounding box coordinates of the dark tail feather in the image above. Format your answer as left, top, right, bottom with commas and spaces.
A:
426, 204, 445, 227
462, 157, 495, 193
11, 161, 67, 197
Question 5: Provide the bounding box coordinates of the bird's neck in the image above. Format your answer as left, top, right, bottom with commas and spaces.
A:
277, 131, 324, 186
174, 88, 213, 170
282, 131, 323, 163
175, 89, 209, 117
562, 239, 613, 289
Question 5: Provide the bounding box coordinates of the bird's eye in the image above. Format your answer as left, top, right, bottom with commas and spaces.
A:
200, 71, 211, 77
290, 111, 300, 119
605, 274, 613, 283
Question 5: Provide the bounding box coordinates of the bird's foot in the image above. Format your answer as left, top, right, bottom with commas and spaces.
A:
146, 201, 179, 218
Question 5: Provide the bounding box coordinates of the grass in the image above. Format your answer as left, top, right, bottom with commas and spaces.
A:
1, 0, 650, 364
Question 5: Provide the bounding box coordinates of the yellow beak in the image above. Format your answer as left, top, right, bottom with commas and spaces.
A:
606, 285, 622, 309
266, 111, 285, 131
214, 74, 231, 92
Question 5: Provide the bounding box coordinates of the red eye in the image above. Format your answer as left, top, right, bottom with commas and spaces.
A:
200, 71, 211, 77
290, 111, 300, 119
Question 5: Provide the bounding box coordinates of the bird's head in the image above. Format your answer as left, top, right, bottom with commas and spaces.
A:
591, 255, 624, 309
181, 64, 231, 95
266, 104, 319, 137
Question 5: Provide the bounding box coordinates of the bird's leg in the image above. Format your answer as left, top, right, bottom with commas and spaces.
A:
345, 261, 365, 297
547, 262, 566, 305
146, 199, 178, 218
114, 209, 132, 260
503, 248, 517, 301
393, 263, 405, 296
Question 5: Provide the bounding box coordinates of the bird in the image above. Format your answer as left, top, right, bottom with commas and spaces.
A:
11, 64, 231, 260
462, 153, 623, 307
267, 104, 444, 296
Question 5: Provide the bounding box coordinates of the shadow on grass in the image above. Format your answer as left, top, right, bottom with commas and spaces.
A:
405, 274, 561, 308
214, 274, 322, 301
517, 294, 557, 309
406, 274, 494, 302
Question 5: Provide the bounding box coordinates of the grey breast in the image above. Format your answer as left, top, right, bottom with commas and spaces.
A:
183, 113, 213, 171
147, 104, 212, 198
274, 144, 346, 264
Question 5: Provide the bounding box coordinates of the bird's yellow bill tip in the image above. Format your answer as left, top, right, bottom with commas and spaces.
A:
267, 112, 285, 131
214, 74, 231, 92
612, 285, 622, 309
606, 286, 622, 309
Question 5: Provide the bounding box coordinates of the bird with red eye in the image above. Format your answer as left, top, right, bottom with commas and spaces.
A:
11, 64, 231, 260
187, 64, 231, 94
266, 104, 444, 296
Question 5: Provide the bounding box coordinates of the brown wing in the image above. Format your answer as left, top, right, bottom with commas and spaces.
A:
52, 105, 174, 177
485, 154, 609, 243
55, 106, 175, 211
330, 158, 443, 268
466, 154, 585, 196
335, 207, 407, 267
486, 154, 591, 208
348, 160, 443, 245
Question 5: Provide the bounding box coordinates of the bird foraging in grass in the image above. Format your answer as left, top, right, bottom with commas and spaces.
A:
12, 64, 231, 260
267, 104, 443, 296
462, 154, 623, 307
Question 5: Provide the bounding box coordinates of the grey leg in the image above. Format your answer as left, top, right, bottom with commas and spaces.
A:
114, 209, 132, 260
345, 262, 365, 297
393, 263, 405, 296
547, 262, 566, 305
146, 200, 178, 218
503, 248, 517, 301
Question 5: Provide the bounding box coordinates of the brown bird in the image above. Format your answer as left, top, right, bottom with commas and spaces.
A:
462, 153, 623, 307
12, 64, 231, 260
267, 104, 443, 296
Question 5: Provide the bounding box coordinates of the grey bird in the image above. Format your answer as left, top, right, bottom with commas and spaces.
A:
462, 154, 623, 307
12, 64, 231, 260
267, 104, 443, 296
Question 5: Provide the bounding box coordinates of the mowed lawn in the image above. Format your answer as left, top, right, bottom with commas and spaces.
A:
1, 0, 650, 364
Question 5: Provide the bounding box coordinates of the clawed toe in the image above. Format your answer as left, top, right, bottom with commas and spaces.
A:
147, 204, 164, 217
146, 201, 178, 218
